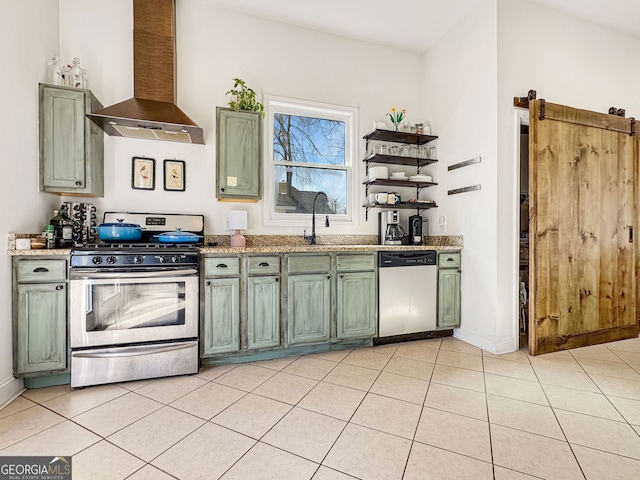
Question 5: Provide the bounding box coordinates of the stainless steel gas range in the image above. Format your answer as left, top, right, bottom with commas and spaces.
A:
68, 212, 204, 388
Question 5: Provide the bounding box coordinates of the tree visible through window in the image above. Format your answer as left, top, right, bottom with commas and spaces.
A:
264, 97, 356, 226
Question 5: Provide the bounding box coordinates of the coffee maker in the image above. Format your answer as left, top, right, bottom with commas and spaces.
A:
408, 214, 423, 245
378, 211, 405, 245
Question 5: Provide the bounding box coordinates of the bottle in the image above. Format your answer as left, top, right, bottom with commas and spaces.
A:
68, 57, 85, 88
46, 225, 55, 249
46, 56, 63, 86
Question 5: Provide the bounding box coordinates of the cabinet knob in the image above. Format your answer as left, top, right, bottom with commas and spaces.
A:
55, 285, 64, 290
205, 281, 211, 286
258, 262, 270, 267
275, 278, 279, 283
75, 180, 83, 186
339, 274, 344, 278
220, 187, 225, 192
216, 264, 228, 268
33, 267, 49, 273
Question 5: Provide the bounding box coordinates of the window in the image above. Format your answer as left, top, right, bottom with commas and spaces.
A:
263, 95, 358, 227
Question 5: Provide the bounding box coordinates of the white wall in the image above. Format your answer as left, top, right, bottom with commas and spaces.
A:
0, 1, 61, 405
422, 0, 502, 352
495, 0, 640, 350
0, 0, 427, 394
59, 0, 426, 235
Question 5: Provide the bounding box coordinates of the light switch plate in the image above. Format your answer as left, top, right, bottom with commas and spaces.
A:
227, 176, 238, 187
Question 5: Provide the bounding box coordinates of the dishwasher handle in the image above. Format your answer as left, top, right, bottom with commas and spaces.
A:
378, 250, 437, 267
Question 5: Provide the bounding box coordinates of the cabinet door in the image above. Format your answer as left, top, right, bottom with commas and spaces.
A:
216, 107, 262, 199
337, 271, 376, 339
247, 276, 280, 350
203, 277, 240, 355
438, 269, 461, 328
40, 85, 86, 190
287, 274, 331, 345
39, 84, 104, 196
15, 283, 66, 375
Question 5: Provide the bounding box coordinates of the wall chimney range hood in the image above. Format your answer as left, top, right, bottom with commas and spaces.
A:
87, 0, 204, 144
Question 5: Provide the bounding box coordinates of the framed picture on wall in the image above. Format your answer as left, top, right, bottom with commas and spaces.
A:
131, 157, 155, 190
163, 159, 186, 191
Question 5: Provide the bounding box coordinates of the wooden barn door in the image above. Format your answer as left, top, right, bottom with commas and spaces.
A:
529, 100, 639, 355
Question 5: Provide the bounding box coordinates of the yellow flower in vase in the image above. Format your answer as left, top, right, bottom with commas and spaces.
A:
386, 107, 406, 131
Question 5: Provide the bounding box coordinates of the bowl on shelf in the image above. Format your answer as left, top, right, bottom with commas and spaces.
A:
368, 166, 388, 180
390, 172, 408, 180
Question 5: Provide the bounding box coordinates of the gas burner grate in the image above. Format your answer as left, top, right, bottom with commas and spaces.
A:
77, 242, 200, 250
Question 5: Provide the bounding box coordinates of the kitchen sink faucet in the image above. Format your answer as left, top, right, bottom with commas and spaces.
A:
303, 191, 330, 245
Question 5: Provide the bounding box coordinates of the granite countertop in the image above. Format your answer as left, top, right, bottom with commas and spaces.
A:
199, 244, 459, 254
7, 233, 463, 256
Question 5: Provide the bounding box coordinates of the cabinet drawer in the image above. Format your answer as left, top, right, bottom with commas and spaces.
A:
438, 252, 461, 268
204, 257, 240, 276
337, 254, 375, 272
17, 259, 67, 282
287, 255, 331, 274
247, 256, 280, 275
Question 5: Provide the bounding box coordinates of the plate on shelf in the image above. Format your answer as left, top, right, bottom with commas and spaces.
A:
408, 175, 433, 182
406, 200, 436, 204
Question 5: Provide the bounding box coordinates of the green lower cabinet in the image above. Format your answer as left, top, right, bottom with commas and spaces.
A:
247, 276, 280, 350
287, 274, 331, 345
438, 268, 461, 328
203, 277, 240, 355
337, 271, 376, 338
15, 283, 67, 375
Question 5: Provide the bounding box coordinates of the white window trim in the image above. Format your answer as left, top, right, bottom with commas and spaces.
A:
262, 94, 359, 228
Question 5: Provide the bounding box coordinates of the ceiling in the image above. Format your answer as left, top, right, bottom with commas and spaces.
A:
203, 0, 640, 53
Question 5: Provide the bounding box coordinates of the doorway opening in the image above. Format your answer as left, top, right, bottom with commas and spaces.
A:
518, 124, 529, 350
513, 108, 530, 352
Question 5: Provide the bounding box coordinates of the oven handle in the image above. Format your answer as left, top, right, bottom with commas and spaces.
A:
72, 342, 195, 358
70, 268, 198, 279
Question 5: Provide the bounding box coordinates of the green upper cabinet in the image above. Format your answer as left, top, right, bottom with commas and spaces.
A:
39, 84, 104, 197
216, 107, 262, 200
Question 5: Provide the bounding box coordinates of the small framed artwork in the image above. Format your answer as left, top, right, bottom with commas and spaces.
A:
163, 159, 186, 191
131, 157, 155, 190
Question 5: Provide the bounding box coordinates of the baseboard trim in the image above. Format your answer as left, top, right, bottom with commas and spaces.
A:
453, 328, 517, 355
0, 375, 24, 411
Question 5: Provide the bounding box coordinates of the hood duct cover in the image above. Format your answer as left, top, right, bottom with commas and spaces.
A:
87, 0, 204, 144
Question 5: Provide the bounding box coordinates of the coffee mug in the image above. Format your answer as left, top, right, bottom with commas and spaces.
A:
375, 192, 388, 204
367, 193, 377, 204
395, 195, 401, 204
387, 193, 397, 204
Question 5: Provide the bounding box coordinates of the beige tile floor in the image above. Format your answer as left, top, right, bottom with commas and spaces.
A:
2, 336, 640, 479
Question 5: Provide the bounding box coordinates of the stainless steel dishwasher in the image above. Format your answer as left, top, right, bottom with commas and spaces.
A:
376, 251, 438, 343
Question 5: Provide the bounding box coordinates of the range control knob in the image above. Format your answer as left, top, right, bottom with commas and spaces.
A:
134, 255, 144, 264
159, 255, 169, 263
92, 256, 103, 265
171, 256, 180, 264
106, 256, 117, 265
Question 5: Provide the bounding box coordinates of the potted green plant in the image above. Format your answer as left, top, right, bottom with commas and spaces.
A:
226, 78, 265, 118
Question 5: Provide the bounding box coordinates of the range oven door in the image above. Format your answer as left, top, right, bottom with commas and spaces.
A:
69, 268, 199, 349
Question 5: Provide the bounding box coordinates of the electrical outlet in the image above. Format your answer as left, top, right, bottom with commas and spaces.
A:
439, 216, 446, 233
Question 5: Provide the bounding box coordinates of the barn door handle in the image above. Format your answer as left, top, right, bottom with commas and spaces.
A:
630, 226, 634, 243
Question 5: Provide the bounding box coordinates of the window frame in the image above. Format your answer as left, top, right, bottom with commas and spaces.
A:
262, 94, 359, 228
